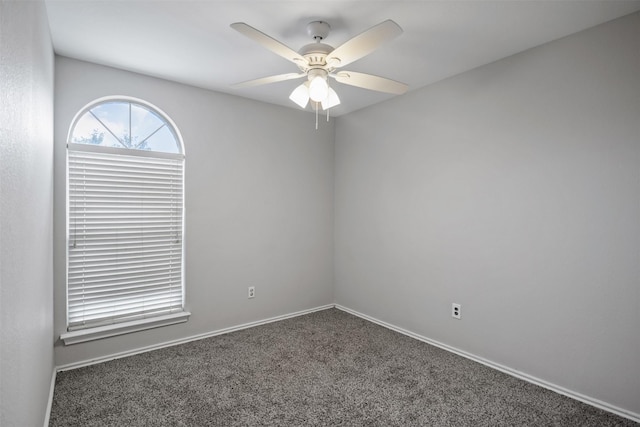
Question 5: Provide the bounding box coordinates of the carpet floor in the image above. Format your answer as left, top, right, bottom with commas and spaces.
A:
50, 308, 637, 426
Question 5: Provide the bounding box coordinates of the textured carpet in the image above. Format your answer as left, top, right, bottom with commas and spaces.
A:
50, 308, 636, 426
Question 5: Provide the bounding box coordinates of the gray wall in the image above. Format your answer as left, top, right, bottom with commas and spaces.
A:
0, 1, 55, 426
334, 12, 640, 415
54, 58, 335, 366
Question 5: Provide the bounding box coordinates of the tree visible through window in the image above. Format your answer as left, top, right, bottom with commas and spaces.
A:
64, 98, 187, 340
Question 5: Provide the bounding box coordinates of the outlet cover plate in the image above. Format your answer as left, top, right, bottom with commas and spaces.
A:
452, 303, 461, 319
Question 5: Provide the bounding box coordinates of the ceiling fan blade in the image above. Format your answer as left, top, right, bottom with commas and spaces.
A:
231, 22, 307, 66
327, 20, 403, 68
232, 73, 306, 88
333, 71, 408, 95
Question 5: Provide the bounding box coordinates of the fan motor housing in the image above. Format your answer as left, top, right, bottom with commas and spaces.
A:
299, 42, 333, 66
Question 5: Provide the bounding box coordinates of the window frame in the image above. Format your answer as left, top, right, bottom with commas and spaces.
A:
61, 96, 189, 345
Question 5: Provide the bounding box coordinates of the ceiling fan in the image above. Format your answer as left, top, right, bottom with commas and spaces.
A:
230, 20, 408, 116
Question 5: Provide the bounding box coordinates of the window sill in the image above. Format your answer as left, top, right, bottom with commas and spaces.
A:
60, 312, 191, 345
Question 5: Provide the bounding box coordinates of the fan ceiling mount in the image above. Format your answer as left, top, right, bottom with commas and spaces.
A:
305, 20, 331, 41
230, 19, 408, 115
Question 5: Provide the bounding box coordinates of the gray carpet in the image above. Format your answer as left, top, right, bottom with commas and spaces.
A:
50, 308, 636, 426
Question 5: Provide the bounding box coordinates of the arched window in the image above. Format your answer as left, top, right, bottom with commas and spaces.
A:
69, 99, 182, 153
62, 98, 189, 345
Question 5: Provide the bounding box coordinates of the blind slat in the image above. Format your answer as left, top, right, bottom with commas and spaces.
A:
69, 292, 182, 308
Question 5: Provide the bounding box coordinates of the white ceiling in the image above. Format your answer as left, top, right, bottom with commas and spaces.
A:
45, 1, 640, 116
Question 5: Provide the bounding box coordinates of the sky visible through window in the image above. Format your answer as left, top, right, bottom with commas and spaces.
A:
71, 101, 180, 154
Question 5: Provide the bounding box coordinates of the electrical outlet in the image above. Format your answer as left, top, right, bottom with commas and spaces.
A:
248, 286, 255, 299
452, 303, 461, 319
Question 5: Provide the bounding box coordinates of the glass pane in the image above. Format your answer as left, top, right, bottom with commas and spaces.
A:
91, 102, 130, 147
130, 104, 165, 149
71, 111, 124, 148
142, 125, 181, 154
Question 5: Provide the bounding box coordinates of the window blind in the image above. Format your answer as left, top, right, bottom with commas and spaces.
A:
67, 147, 184, 331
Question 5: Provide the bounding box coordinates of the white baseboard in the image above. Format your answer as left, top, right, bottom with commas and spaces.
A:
56, 304, 335, 372
335, 304, 640, 424
43, 368, 56, 427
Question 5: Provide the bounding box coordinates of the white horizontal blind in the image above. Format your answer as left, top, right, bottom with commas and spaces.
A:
68, 147, 184, 331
